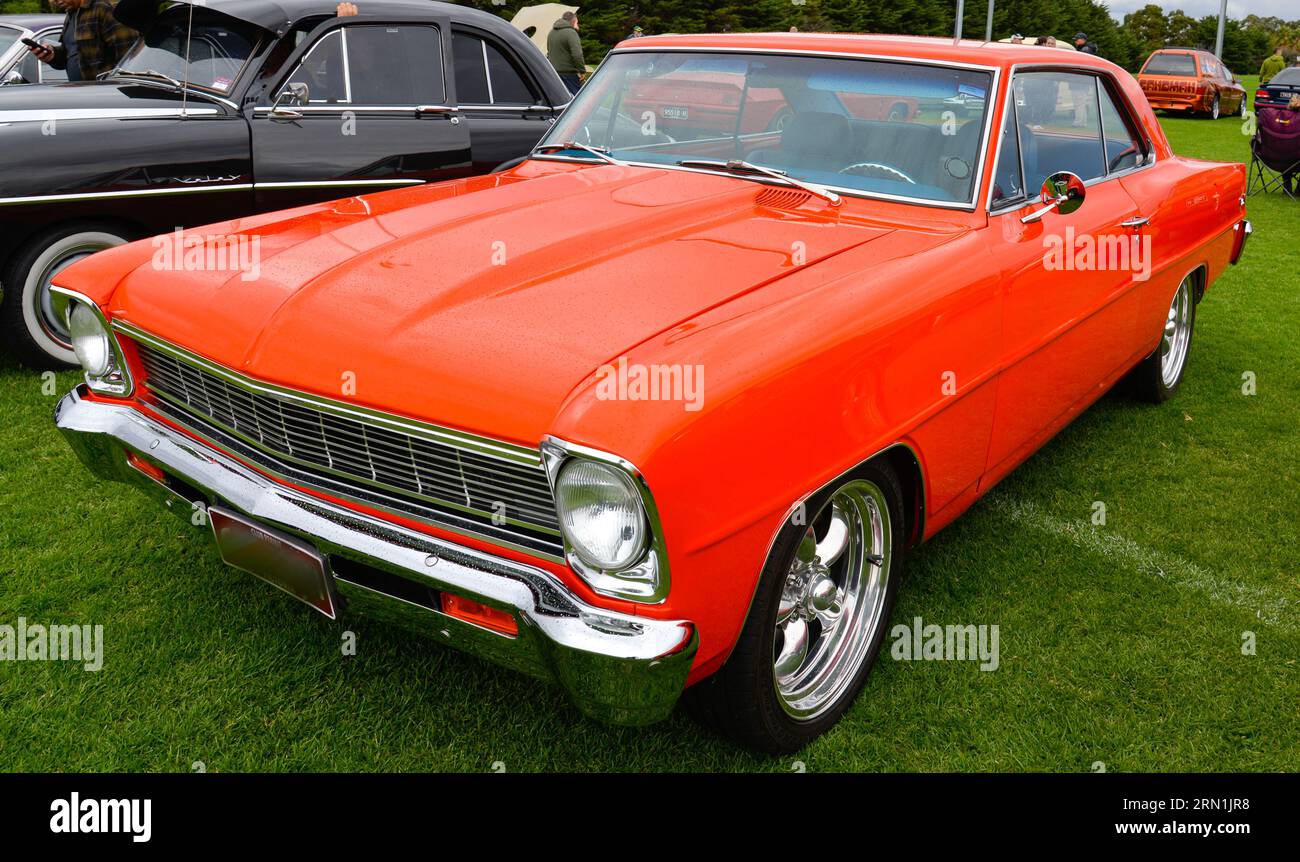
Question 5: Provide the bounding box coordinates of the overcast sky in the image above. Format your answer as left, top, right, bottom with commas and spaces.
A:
1105, 0, 1296, 21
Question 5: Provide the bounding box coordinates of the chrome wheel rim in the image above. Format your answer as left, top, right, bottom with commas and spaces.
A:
1160, 276, 1193, 388
34, 244, 105, 347
773, 479, 892, 720
1211, 95, 1220, 120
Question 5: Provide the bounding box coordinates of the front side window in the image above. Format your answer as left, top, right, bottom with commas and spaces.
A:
1142, 52, 1196, 77
116, 10, 261, 94
1012, 71, 1106, 190
278, 25, 444, 106
542, 51, 994, 206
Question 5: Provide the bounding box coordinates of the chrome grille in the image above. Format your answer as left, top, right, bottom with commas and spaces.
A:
131, 336, 563, 558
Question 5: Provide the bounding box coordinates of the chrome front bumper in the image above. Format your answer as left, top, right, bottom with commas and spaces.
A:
55, 387, 697, 726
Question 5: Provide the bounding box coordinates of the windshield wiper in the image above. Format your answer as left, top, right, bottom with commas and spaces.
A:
115, 68, 184, 89
676, 159, 841, 206
532, 141, 628, 166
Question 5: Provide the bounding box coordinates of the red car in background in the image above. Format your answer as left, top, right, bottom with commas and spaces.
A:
1138, 47, 1246, 119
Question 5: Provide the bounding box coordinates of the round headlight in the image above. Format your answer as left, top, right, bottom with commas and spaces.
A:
555, 459, 648, 571
69, 303, 113, 377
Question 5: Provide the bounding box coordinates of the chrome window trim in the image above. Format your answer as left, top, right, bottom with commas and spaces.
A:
537, 47, 1001, 212
985, 63, 1158, 217
540, 436, 671, 604
274, 23, 447, 108
340, 27, 353, 104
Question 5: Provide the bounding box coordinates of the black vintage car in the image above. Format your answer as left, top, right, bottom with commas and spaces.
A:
0, 0, 570, 368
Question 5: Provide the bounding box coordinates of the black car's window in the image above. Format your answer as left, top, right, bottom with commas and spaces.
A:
117, 10, 259, 94
1099, 84, 1142, 173
279, 25, 444, 106
1012, 71, 1106, 190
1272, 67, 1300, 85
0, 27, 18, 56
452, 32, 490, 103
452, 31, 537, 106
1142, 53, 1196, 77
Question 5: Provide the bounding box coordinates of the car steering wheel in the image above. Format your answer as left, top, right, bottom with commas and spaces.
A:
1108, 142, 1140, 173
838, 162, 917, 185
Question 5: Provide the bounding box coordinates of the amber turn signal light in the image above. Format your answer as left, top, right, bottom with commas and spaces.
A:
441, 593, 518, 637
126, 450, 167, 484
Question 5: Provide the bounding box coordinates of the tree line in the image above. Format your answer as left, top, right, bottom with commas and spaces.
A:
4, 0, 1296, 74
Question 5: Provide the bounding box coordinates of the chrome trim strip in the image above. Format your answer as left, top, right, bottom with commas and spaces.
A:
0, 107, 221, 122
0, 184, 253, 206
540, 436, 671, 604
251, 179, 425, 189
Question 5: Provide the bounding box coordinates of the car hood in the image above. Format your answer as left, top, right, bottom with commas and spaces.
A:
99, 165, 898, 445
0, 77, 219, 118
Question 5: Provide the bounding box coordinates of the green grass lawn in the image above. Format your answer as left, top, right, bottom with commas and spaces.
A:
1, 89, 1296, 772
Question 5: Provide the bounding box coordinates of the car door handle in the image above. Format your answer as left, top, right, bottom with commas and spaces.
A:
269, 107, 303, 122
415, 105, 459, 116
1120, 216, 1150, 229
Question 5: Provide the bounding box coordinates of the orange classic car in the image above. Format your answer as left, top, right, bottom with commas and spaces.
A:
53, 33, 1250, 753
1138, 47, 1247, 119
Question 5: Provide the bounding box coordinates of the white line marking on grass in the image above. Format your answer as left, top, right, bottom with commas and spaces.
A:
989, 495, 1297, 632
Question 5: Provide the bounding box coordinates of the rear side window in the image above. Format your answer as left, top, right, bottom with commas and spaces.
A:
1143, 53, 1196, 77
451, 30, 538, 105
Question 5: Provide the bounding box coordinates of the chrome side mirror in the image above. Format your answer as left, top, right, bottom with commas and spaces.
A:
270, 82, 309, 118
1021, 171, 1086, 224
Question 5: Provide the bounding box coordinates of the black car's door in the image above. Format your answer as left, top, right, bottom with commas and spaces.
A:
450, 27, 560, 173
248, 16, 472, 212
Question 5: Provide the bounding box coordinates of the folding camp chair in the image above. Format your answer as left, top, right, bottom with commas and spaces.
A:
1248, 105, 1300, 200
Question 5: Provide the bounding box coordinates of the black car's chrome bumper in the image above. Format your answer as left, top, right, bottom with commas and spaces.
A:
55, 386, 696, 726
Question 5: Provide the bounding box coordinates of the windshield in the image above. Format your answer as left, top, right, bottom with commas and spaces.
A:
114, 10, 261, 94
1142, 53, 1197, 77
1272, 67, 1300, 85
542, 51, 993, 206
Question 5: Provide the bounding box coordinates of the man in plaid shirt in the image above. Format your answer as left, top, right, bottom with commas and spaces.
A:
27, 0, 138, 82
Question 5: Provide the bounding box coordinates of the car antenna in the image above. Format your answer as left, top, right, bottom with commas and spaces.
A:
181, 0, 195, 118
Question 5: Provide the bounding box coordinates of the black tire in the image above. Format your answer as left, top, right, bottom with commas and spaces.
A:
687, 459, 906, 754
1, 222, 130, 369
1127, 272, 1198, 403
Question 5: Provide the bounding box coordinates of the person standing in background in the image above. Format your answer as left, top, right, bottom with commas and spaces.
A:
1073, 32, 1098, 55
26, 0, 137, 82
625, 25, 643, 40
548, 10, 585, 96
1260, 47, 1286, 85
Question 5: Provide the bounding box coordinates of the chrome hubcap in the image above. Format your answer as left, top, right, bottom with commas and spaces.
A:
1160, 276, 1193, 388
34, 245, 105, 346
773, 480, 891, 719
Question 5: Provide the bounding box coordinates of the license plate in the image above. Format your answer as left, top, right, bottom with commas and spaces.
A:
209, 507, 337, 618
662, 105, 689, 120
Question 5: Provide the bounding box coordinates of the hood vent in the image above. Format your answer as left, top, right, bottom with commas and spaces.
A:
755, 187, 813, 210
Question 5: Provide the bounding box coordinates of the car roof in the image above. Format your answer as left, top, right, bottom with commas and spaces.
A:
0, 14, 64, 32
618, 32, 1119, 74
157, 0, 504, 34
